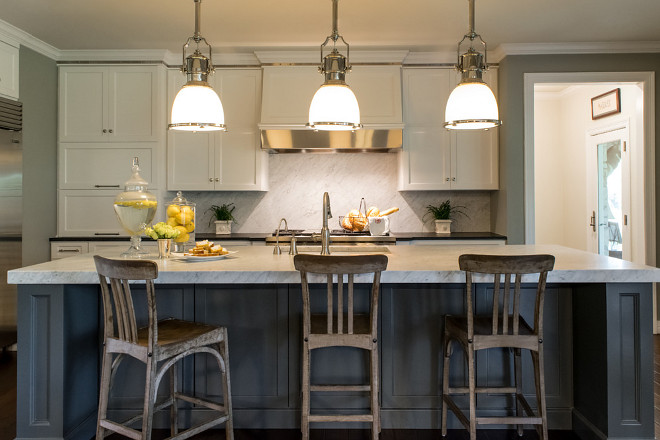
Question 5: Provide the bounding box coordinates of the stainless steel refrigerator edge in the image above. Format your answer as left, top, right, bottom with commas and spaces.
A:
0, 96, 22, 330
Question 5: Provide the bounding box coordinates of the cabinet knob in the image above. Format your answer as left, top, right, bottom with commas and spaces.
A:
215, 177, 219, 182
209, 178, 213, 182
452, 177, 456, 181
446, 178, 450, 181
109, 129, 113, 133
102, 129, 107, 133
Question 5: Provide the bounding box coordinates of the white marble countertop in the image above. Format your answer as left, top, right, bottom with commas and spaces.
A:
9, 244, 660, 285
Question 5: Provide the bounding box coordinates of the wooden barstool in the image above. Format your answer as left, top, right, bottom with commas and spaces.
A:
94, 256, 234, 440
442, 254, 555, 440
294, 254, 388, 440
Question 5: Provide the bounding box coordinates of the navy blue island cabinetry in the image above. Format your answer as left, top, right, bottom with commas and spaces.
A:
8, 244, 658, 440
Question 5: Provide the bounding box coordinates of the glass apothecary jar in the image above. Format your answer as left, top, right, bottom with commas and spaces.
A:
166, 191, 195, 252
113, 157, 157, 258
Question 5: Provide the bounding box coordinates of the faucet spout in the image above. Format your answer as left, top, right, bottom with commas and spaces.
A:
321, 192, 332, 255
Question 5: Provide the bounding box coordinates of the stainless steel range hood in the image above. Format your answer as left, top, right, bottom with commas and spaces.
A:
260, 128, 403, 153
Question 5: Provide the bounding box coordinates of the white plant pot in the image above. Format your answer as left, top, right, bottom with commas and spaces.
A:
434, 219, 452, 235
215, 220, 233, 235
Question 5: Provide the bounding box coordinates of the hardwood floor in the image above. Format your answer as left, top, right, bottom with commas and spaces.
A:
5, 337, 660, 440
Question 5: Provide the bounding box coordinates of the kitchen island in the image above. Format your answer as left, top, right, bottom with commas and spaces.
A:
8, 244, 660, 440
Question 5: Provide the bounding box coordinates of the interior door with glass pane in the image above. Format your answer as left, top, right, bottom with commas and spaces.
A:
587, 122, 630, 260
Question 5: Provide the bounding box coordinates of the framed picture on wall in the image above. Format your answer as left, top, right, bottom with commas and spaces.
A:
591, 88, 621, 120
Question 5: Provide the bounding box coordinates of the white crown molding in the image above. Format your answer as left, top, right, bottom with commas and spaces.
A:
403, 51, 455, 65
0, 18, 59, 59
493, 41, 660, 62
57, 49, 170, 63
255, 50, 409, 64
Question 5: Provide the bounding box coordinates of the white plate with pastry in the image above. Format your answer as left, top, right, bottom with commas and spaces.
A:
172, 251, 237, 261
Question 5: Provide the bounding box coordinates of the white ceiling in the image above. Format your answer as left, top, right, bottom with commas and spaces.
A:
1, 0, 660, 53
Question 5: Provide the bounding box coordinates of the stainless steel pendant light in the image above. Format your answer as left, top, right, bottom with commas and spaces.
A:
444, 0, 501, 130
307, 0, 362, 131
169, 0, 226, 132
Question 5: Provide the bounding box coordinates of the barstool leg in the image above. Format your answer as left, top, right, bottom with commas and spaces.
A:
467, 345, 477, 440
141, 356, 158, 440
532, 349, 549, 440
514, 348, 524, 436
220, 330, 235, 440
302, 344, 310, 440
96, 350, 113, 440
169, 362, 178, 436
441, 337, 451, 437
370, 345, 380, 440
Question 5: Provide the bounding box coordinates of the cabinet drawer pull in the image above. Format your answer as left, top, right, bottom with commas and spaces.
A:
58, 249, 80, 253
94, 185, 121, 188
94, 233, 120, 236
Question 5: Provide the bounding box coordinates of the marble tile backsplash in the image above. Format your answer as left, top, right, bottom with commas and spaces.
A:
163, 153, 492, 234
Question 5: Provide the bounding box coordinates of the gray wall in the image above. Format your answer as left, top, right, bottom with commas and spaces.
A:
494, 53, 660, 258
19, 46, 57, 265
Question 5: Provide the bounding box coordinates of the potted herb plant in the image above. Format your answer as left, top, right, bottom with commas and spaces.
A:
424, 200, 467, 234
207, 203, 237, 235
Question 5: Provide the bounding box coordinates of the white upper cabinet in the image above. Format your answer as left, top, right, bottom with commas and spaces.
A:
398, 67, 499, 191
167, 68, 268, 191
59, 65, 164, 142
260, 65, 403, 127
0, 40, 19, 100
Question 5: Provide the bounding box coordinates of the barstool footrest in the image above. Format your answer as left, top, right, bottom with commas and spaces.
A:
308, 414, 374, 422
169, 415, 230, 440
117, 398, 175, 427
475, 416, 543, 425
448, 386, 518, 394
310, 385, 371, 392
99, 419, 142, 440
175, 392, 227, 412
442, 396, 470, 428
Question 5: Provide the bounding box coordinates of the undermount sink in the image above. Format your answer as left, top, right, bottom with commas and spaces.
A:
286, 245, 391, 255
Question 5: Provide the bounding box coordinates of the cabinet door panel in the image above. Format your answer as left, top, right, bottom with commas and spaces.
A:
402, 69, 449, 125
108, 68, 162, 142
381, 284, 466, 408
59, 67, 107, 142
400, 128, 451, 190
217, 131, 261, 189
58, 190, 123, 236
194, 286, 289, 409
451, 130, 499, 190
167, 132, 215, 190
59, 144, 153, 189
351, 66, 403, 124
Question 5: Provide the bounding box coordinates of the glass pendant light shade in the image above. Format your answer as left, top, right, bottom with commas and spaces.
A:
170, 83, 226, 132
308, 84, 361, 131
445, 81, 499, 130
